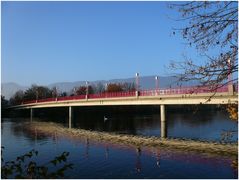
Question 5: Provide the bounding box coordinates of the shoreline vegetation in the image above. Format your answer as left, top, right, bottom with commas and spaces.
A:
28, 122, 237, 157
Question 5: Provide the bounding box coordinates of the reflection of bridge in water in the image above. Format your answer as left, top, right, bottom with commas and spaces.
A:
12, 84, 238, 138
31, 126, 235, 175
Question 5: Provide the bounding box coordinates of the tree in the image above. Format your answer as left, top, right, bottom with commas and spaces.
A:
76, 86, 87, 95
94, 82, 105, 93
227, 104, 238, 121
24, 85, 52, 101
87, 85, 95, 94
23, 85, 37, 101
9, 85, 54, 104
122, 82, 136, 91
104, 82, 136, 93
59, 92, 67, 97
51, 86, 58, 98
1, 96, 9, 116
169, 2, 238, 121
9, 90, 24, 105
1, 96, 8, 108
106, 83, 123, 92
75, 85, 94, 95
169, 1, 238, 90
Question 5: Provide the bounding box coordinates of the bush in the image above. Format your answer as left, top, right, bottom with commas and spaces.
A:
1, 147, 73, 179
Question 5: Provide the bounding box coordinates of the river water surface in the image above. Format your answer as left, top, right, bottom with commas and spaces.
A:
1, 109, 238, 178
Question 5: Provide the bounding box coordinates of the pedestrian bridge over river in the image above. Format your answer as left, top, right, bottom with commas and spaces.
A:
12, 84, 238, 138
15, 85, 238, 108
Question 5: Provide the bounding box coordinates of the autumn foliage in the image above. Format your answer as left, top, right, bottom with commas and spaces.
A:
75, 85, 94, 95
106, 83, 123, 92
226, 104, 238, 121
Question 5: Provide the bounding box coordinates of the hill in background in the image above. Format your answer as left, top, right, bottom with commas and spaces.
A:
2, 75, 199, 100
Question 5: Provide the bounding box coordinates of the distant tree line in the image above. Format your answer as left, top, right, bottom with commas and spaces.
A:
8, 85, 66, 105
1, 96, 9, 116
72, 82, 135, 96
8, 82, 136, 105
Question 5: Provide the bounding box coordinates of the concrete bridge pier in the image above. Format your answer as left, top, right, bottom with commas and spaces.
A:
30, 108, 34, 121
160, 105, 167, 138
69, 106, 73, 128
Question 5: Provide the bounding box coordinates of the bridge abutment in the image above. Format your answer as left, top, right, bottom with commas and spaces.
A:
160, 105, 167, 138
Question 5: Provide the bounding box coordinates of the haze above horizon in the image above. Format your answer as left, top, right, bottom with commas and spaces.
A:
2, 1, 203, 86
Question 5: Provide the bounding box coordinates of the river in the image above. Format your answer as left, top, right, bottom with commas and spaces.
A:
1, 108, 238, 178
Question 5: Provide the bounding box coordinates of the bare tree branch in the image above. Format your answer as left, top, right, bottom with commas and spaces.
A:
169, 1, 238, 90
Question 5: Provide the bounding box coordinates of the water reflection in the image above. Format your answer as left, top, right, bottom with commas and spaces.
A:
2, 118, 237, 179
153, 148, 161, 168
10, 120, 49, 143
135, 147, 142, 173
6, 109, 238, 143
105, 145, 109, 160
71, 110, 237, 142
85, 138, 89, 159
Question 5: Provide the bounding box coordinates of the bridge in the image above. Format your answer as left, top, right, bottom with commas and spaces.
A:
11, 84, 238, 138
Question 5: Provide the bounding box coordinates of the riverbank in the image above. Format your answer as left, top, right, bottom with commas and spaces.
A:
29, 121, 238, 157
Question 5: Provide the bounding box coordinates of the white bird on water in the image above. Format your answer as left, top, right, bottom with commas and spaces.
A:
104, 116, 108, 122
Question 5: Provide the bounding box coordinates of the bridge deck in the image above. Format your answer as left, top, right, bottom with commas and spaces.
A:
14, 92, 238, 109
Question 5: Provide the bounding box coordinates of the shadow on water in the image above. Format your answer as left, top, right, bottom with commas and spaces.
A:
3, 105, 237, 142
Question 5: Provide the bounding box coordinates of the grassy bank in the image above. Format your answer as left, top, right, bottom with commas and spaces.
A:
29, 121, 238, 157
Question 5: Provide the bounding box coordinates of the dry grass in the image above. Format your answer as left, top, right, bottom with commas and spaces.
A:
28, 121, 238, 157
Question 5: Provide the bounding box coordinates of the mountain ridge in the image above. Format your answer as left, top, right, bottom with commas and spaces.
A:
2, 75, 198, 100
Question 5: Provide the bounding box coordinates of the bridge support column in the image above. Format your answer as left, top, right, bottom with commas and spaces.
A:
69, 106, 73, 128
30, 108, 34, 121
160, 105, 167, 138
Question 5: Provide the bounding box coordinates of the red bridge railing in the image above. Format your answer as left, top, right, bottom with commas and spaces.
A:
57, 95, 86, 101
21, 84, 234, 105
88, 91, 135, 99
139, 85, 229, 96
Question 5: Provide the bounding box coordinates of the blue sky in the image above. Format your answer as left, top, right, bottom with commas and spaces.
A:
2, 1, 202, 86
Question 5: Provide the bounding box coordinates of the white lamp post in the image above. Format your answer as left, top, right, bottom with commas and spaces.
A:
135, 73, 139, 91
105, 83, 108, 91
55, 87, 58, 101
86, 81, 89, 95
155, 76, 159, 95
228, 58, 232, 84
36, 90, 38, 103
